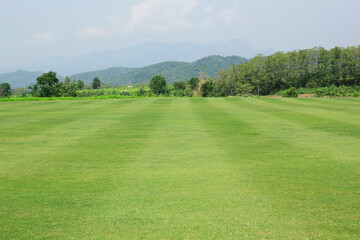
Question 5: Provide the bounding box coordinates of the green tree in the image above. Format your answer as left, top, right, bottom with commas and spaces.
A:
149, 75, 167, 95
0, 83, 11, 98
92, 77, 101, 89
236, 82, 254, 96
188, 77, 200, 91
200, 79, 215, 97
60, 78, 78, 97
29, 71, 61, 97
173, 81, 187, 90
77, 80, 85, 90
282, 87, 298, 98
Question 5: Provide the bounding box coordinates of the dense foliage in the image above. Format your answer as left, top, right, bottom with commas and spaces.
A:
29, 71, 81, 97
282, 87, 298, 98
92, 77, 101, 89
149, 75, 167, 95
0, 82, 11, 98
212, 46, 360, 96
29, 71, 61, 97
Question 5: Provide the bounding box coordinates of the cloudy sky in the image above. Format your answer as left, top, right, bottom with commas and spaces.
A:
0, 0, 359, 68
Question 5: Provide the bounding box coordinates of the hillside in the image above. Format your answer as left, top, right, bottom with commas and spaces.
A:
0, 70, 65, 89
72, 55, 248, 85
0, 55, 248, 88
6, 39, 272, 75
0, 70, 44, 89
70, 67, 135, 85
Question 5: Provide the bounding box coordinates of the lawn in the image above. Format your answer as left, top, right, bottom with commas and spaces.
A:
0, 98, 359, 239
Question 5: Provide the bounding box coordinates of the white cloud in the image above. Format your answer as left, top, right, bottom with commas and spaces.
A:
220, 6, 248, 26
108, 16, 121, 25
204, 5, 214, 14
78, 26, 107, 37
18, 32, 58, 46
183, 0, 198, 13
34, 32, 57, 42
123, 0, 199, 33
199, 21, 216, 30
106, 0, 247, 37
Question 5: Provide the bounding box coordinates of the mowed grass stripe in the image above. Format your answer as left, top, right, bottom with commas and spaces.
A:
224, 98, 360, 168
0, 99, 143, 173
257, 97, 360, 127
0, 99, 135, 141
278, 98, 360, 117
194, 98, 359, 238
248, 98, 360, 141
191, 98, 315, 238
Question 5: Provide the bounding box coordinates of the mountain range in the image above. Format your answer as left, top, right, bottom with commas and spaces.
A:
2, 39, 273, 75
0, 55, 248, 89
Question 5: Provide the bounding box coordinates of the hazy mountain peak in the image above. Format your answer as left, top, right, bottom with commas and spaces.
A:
9, 39, 273, 76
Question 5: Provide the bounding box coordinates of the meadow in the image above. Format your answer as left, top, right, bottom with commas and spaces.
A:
0, 97, 359, 239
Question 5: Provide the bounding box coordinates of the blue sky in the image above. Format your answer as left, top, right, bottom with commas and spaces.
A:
0, 0, 359, 68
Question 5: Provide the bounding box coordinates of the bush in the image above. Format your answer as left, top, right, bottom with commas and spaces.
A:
149, 75, 167, 95
201, 79, 215, 97
92, 77, 101, 89
188, 77, 200, 91
314, 85, 359, 97
282, 87, 298, 98
0, 83, 11, 98
173, 81, 187, 91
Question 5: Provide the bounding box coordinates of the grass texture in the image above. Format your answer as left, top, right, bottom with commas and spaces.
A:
0, 98, 359, 239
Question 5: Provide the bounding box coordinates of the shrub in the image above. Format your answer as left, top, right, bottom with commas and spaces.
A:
200, 79, 215, 97
0, 83, 11, 98
173, 81, 187, 91
149, 75, 167, 95
282, 87, 298, 98
187, 77, 200, 91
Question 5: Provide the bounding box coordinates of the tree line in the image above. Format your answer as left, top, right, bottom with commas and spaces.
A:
208, 45, 360, 96
146, 45, 359, 97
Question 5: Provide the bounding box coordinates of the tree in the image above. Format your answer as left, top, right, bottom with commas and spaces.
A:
236, 82, 254, 96
200, 79, 215, 97
29, 71, 61, 97
173, 81, 187, 90
0, 83, 11, 98
92, 77, 101, 89
149, 75, 167, 95
199, 66, 208, 81
188, 77, 200, 91
77, 80, 85, 90
60, 78, 78, 97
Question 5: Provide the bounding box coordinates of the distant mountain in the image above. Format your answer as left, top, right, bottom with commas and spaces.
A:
1, 55, 248, 88
15, 39, 273, 75
0, 70, 64, 89
72, 55, 248, 85
0, 70, 43, 89
71, 67, 135, 85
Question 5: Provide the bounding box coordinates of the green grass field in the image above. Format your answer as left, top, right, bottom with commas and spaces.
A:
1, 98, 359, 239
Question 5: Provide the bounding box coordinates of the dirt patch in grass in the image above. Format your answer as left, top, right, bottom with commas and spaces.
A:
298, 94, 315, 98
262, 95, 282, 98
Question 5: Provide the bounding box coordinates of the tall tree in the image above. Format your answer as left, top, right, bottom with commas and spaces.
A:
92, 77, 101, 89
77, 80, 85, 90
29, 71, 61, 97
187, 77, 200, 91
0, 83, 11, 98
149, 75, 167, 95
